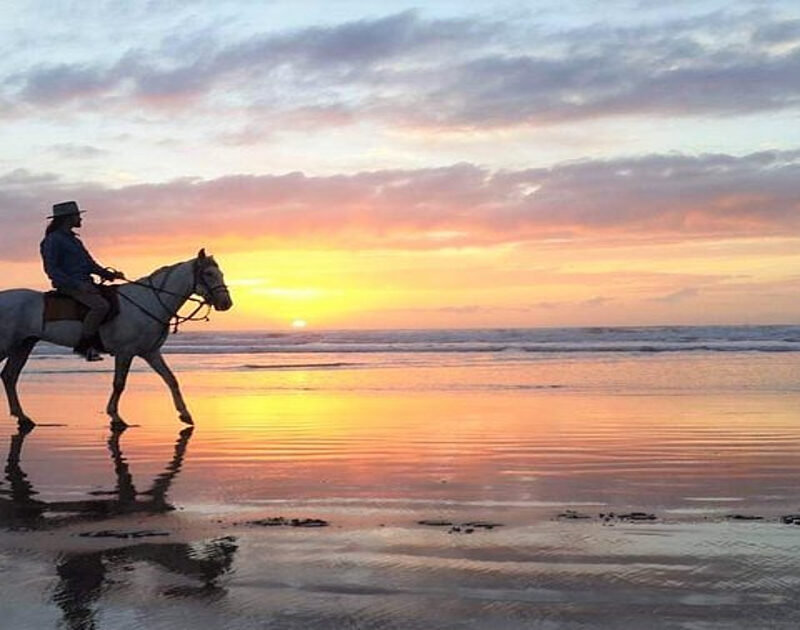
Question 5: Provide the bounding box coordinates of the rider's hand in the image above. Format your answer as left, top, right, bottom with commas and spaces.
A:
105, 267, 125, 281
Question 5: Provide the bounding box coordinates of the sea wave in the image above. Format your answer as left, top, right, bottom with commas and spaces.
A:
26, 325, 800, 357
161, 342, 800, 354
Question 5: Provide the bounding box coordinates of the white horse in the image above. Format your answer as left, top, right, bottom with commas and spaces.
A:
0, 249, 232, 430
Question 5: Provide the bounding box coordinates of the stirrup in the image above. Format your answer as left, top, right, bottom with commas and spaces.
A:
84, 347, 104, 362
74, 342, 103, 362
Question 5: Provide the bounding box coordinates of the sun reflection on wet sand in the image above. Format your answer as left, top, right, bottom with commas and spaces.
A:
8, 360, 800, 510
2, 354, 800, 627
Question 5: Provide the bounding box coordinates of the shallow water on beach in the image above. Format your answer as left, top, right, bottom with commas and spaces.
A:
1, 350, 800, 628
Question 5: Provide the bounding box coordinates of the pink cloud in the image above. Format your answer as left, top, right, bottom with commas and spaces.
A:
1, 150, 798, 262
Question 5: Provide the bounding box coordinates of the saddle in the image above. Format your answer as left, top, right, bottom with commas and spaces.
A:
43, 285, 121, 324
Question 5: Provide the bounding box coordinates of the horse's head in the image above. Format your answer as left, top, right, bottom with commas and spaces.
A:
193, 249, 233, 311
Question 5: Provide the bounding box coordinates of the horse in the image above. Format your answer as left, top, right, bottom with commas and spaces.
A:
0, 249, 232, 430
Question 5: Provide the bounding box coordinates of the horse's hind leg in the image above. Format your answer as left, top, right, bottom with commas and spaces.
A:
2, 337, 37, 428
106, 353, 133, 428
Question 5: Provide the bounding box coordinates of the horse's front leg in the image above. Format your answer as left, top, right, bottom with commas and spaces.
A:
142, 351, 193, 425
107, 354, 133, 428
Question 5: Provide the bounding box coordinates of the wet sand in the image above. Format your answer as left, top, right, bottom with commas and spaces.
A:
1, 352, 800, 628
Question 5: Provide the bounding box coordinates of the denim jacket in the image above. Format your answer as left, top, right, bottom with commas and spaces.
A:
40, 229, 114, 290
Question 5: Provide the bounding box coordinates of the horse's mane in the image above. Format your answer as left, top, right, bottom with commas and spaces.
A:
132, 255, 217, 285
130, 256, 219, 282
134, 264, 177, 285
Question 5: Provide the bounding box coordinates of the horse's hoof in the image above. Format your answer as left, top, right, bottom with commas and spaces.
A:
179, 411, 194, 425
110, 418, 129, 432
16, 417, 36, 433
179, 426, 195, 438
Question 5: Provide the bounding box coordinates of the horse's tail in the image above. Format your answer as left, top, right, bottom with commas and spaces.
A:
0, 289, 44, 358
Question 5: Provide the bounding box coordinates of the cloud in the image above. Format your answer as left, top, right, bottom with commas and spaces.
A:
3, 10, 799, 129
1, 150, 799, 261
531, 301, 560, 310
380, 304, 533, 316
435, 305, 485, 314
652, 288, 700, 303
752, 18, 800, 45
3, 11, 499, 108
409, 11, 800, 128
529, 296, 613, 310
14, 63, 110, 104
581, 296, 613, 308
50, 143, 108, 159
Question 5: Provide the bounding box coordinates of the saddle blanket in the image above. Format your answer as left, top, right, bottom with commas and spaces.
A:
43, 286, 120, 324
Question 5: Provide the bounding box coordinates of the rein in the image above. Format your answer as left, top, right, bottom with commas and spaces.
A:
114, 263, 217, 333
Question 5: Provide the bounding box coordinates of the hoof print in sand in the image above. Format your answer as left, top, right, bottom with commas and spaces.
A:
418, 519, 502, 534
78, 529, 170, 539
617, 512, 657, 522
557, 510, 593, 520
246, 517, 329, 528
557, 510, 658, 524
596, 512, 658, 525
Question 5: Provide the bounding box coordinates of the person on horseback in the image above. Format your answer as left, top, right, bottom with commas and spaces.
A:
40, 201, 124, 361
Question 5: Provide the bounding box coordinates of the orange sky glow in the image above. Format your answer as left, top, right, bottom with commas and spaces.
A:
2, 2, 799, 330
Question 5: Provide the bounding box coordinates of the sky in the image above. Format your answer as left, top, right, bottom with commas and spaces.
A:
1, 0, 799, 330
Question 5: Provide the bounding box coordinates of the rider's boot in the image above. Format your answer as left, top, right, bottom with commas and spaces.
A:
74, 336, 103, 362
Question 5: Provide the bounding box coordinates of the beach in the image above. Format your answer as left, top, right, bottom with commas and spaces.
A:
1, 327, 800, 628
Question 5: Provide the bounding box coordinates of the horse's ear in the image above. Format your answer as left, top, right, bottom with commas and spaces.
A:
198, 248, 206, 260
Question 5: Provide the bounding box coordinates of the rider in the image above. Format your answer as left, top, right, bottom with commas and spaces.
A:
40, 201, 124, 362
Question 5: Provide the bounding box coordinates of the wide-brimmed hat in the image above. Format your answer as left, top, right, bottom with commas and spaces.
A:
48, 201, 85, 219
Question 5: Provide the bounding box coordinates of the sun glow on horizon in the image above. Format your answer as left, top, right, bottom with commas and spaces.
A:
90, 234, 800, 331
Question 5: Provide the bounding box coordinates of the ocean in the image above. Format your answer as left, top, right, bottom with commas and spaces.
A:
30, 324, 800, 358
25, 325, 800, 395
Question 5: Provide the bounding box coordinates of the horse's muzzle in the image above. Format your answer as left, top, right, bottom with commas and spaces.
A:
214, 295, 233, 311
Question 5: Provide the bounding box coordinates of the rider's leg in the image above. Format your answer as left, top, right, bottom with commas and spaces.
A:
60, 284, 110, 360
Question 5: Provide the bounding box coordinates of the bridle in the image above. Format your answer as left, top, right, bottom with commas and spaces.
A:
114, 258, 229, 333
192, 258, 230, 306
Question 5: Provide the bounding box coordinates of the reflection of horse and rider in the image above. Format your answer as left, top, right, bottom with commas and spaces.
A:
0, 424, 237, 629
0, 200, 233, 429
